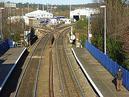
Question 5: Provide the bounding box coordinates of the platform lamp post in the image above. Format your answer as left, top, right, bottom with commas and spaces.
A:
69, 0, 72, 22
69, 0, 72, 34
69, 0, 71, 18
28, 2, 29, 13
100, 5, 107, 55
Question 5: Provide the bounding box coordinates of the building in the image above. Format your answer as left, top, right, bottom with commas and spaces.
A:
4, 2, 16, 8
25, 10, 53, 19
70, 8, 99, 21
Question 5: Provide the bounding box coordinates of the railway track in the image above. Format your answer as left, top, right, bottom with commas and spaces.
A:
49, 50, 54, 97
34, 35, 54, 97
14, 34, 51, 97
12, 25, 96, 97
54, 28, 85, 97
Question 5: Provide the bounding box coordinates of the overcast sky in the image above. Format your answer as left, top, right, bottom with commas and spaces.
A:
1, 0, 94, 5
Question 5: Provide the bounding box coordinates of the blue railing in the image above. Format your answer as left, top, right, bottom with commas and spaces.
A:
85, 41, 129, 90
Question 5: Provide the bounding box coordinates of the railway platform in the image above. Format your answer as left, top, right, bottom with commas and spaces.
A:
72, 48, 129, 97
0, 47, 27, 92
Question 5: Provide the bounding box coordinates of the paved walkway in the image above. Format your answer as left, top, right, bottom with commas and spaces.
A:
73, 48, 129, 97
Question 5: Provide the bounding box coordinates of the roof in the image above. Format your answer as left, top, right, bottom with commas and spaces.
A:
26, 10, 52, 15
25, 10, 53, 19
70, 8, 99, 17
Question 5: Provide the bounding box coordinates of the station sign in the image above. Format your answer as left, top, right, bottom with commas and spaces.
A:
89, 33, 92, 38
70, 34, 76, 40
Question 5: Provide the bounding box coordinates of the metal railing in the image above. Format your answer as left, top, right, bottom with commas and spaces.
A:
85, 41, 129, 91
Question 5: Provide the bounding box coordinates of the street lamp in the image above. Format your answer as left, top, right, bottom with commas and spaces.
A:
69, 0, 72, 22
70, 0, 71, 16
100, 5, 106, 55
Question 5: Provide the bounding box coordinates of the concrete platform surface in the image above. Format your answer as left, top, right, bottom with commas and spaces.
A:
73, 48, 129, 97
0, 47, 26, 91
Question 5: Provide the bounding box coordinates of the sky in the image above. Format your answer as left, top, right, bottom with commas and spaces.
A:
1, 0, 94, 5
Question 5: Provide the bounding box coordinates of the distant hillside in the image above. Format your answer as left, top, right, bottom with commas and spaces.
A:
53, 3, 101, 17
0, 2, 101, 17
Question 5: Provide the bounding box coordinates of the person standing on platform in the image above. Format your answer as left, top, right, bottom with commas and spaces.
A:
116, 68, 123, 91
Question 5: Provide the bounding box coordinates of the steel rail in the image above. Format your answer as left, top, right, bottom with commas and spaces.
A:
55, 27, 81, 97
62, 32, 85, 97
33, 34, 51, 97
14, 34, 50, 97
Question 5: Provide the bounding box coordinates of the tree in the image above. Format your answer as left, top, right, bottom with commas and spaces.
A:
91, 0, 129, 69
73, 18, 88, 47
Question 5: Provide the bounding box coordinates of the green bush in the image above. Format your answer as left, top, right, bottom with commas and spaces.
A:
80, 34, 87, 47
73, 18, 88, 47
92, 32, 103, 51
107, 37, 125, 65
91, 29, 127, 68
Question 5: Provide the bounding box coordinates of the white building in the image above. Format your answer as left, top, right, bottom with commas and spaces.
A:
25, 10, 53, 19
70, 8, 99, 20
4, 2, 16, 8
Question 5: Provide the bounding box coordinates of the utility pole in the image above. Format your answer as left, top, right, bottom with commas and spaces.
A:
28, 3, 29, 13
22, 6, 24, 30
42, 4, 44, 11
0, 8, 4, 40
9, 4, 12, 38
37, 4, 40, 10
69, 0, 72, 36
51, 4, 53, 13
69, 0, 71, 19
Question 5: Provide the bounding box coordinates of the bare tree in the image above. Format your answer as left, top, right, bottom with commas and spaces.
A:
91, 0, 129, 67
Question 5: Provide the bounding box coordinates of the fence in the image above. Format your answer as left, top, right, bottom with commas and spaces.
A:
85, 41, 129, 90
0, 39, 13, 56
